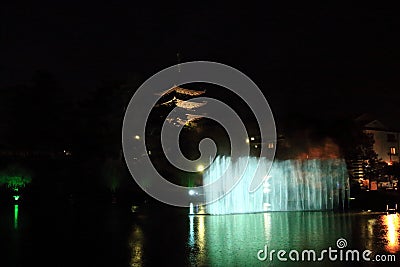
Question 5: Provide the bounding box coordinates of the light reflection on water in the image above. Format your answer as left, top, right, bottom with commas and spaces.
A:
129, 225, 144, 266
383, 214, 400, 254
14, 204, 18, 230
186, 212, 400, 266
2, 206, 400, 266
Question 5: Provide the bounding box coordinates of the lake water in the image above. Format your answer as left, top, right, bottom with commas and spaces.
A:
1, 202, 399, 266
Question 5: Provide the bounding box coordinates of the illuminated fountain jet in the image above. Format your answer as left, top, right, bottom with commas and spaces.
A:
203, 156, 349, 215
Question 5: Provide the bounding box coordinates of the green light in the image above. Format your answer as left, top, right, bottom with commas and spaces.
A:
0, 175, 31, 192
187, 178, 194, 188
5, 176, 31, 191
0, 166, 31, 206
103, 160, 122, 193
14, 204, 18, 229
110, 177, 119, 193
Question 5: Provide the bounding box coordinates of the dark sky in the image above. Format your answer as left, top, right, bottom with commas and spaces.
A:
2, 2, 400, 120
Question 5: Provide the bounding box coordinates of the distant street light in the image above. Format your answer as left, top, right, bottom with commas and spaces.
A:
197, 164, 205, 172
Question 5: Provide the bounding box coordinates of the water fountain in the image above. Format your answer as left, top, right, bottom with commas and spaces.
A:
189, 202, 194, 215
203, 156, 349, 215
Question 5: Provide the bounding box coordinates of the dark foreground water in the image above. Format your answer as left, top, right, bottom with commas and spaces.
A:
1, 202, 399, 267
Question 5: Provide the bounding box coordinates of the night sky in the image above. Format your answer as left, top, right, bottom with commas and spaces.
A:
2, 2, 400, 121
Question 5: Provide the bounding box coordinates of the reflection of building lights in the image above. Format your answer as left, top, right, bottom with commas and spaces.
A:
384, 214, 400, 253
198, 215, 205, 253
129, 226, 144, 266
367, 219, 375, 237
197, 165, 205, 172
362, 218, 377, 251
134, 135, 140, 140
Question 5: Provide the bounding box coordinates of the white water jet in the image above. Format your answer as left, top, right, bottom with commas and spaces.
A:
203, 156, 348, 215
189, 202, 194, 215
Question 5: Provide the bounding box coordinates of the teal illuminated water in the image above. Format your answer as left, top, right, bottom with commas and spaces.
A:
0, 203, 399, 266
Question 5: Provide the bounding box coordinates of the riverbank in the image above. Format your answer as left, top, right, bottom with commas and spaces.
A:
350, 190, 400, 211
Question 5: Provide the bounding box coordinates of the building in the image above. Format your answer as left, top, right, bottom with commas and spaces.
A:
356, 114, 400, 164
351, 114, 400, 191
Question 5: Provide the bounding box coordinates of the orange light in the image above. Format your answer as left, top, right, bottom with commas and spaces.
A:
384, 214, 400, 253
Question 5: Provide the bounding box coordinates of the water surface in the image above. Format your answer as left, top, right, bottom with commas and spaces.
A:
1, 203, 399, 266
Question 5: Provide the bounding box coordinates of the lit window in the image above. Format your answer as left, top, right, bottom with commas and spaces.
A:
390, 147, 396, 155
268, 143, 274, 149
